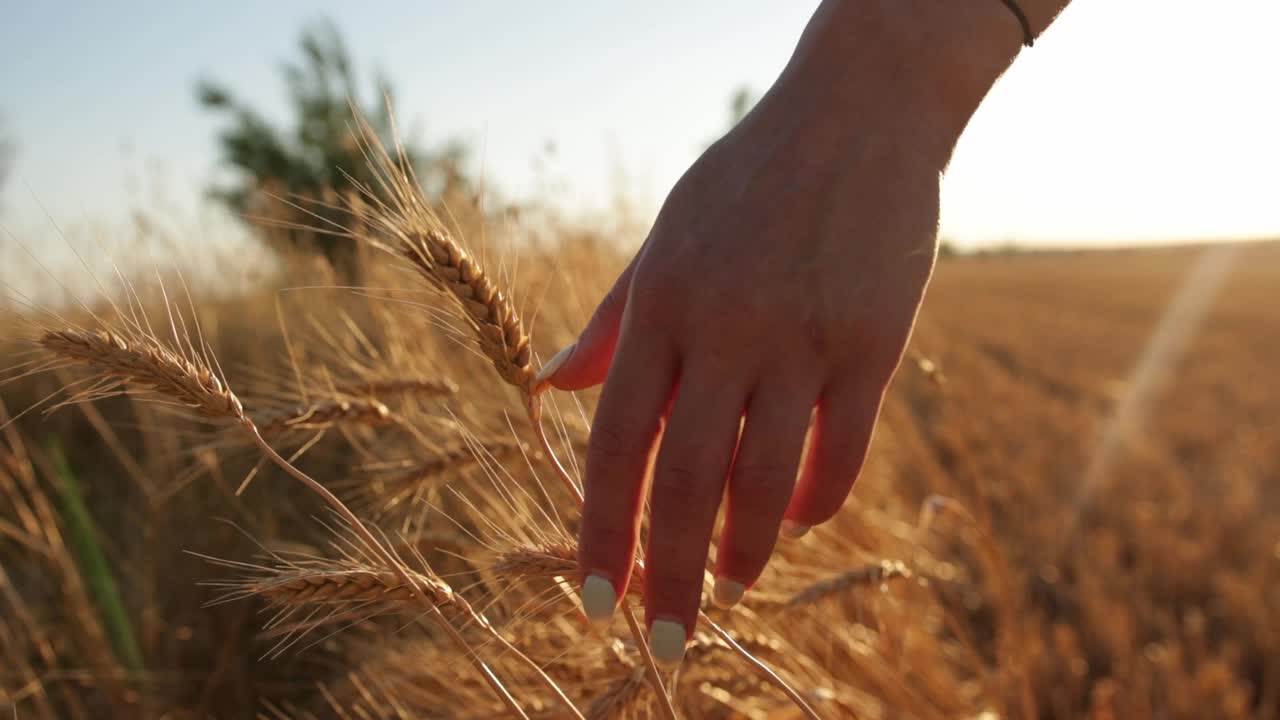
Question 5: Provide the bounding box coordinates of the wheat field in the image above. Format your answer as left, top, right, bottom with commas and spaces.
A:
1, 155, 1276, 718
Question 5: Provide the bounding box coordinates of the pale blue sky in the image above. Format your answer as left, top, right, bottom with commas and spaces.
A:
2, 0, 1278, 259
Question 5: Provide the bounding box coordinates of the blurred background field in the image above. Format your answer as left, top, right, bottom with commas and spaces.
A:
3, 234, 1277, 718
2, 3, 1278, 719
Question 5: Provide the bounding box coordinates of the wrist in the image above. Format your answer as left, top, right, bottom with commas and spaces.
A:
745, 0, 1033, 166
899, 0, 1028, 140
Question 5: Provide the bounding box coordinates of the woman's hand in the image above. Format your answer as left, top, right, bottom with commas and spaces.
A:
536, 0, 1048, 668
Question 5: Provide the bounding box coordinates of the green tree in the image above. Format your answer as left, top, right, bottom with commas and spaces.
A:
727, 86, 758, 129
197, 20, 468, 273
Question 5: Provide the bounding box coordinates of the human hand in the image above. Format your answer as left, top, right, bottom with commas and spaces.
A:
535, 0, 1035, 668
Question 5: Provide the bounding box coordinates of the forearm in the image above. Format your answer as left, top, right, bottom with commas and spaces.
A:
739, 0, 1072, 167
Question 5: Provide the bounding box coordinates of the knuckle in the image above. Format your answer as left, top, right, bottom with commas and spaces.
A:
645, 565, 696, 591
651, 464, 718, 511
627, 272, 681, 321
732, 461, 796, 493
588, 416, 655, 468
643, 566, 704, 608
729, 462, 796, 513
592, 283, 627, 323
797, 311, 831, 357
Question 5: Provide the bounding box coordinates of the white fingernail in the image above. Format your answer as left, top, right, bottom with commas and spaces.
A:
533, 344, 575, 389
780, 520, 810, 539
712, 578, 746, 609
649, 619, 688, 669
580, 574, 616, 630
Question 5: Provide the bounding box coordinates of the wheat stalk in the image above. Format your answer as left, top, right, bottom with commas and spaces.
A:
382, 438, 526, 490
586, 666, 647, 720
331, 377, 458, 398
687, 630, 782, 662
582, 631, 787, 718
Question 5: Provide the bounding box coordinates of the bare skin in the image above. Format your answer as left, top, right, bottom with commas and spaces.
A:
537, 0, 1072, 667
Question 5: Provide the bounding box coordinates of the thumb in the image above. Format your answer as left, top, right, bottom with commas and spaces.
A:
535, 255, 638, 392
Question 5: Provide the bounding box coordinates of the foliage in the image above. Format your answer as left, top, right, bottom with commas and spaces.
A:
196, 20, 469, 273
727, 86, 758, 129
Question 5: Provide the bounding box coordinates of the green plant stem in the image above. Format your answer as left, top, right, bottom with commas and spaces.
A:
47, 439, 145, 676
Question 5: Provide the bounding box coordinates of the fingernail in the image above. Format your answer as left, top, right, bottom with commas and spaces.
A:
712, 577, 746, 609
780, 520, 810, 539
648, 619, 688, 669
534, 344, 575, 389
580, 574, 616, 630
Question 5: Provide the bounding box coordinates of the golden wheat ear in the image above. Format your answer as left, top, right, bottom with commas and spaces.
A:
34, 316, 580, 719
344, 112, 536, 399
38, 328, 245, 421
255, 397, 394, 437
363, 221, 536, 396
201, 540, 478, 659
782, 560, 912, 610
490, 540, 646, 601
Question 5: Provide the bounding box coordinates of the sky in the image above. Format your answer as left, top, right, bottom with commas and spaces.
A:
1, 0, 1278, 262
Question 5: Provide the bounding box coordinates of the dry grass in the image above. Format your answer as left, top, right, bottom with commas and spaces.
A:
2, 131, 1277, 717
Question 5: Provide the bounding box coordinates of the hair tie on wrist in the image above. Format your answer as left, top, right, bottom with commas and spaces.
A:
1000, 0, 1036, 47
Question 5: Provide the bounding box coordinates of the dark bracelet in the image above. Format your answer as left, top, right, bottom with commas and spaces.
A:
1000, 0, 1036, 47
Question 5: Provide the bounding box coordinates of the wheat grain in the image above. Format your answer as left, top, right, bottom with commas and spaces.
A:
491, 541, 578, 579
349, 122, 535, 395
226, 559, 476, 622
492, 541, 645, 599
256, 397, 394, 437
39, 328, 243, 420
251, 564, 448, 609
785, 560, 910, 608
397, 230, 535, 393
